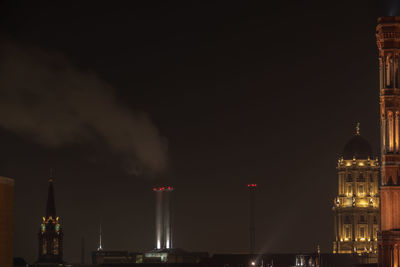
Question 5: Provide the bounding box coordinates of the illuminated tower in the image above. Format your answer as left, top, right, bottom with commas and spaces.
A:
37, 175, 63, 264
332, 125, 380, 254
153, 186, 173, 250
377, 16, 400, 267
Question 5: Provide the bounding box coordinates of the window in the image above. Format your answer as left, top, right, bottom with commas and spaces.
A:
53, 238, 59, 255
389, 111, 394, 151
358, 185, 364, 195
360, 215, 365, 223
42, 240, 47, 255
345, 226, 351, 239
360, 227, 365, 238
348, 185, 352, 195
374, 216, 378, 224
358, 173, 365, 182
346, 173, 353, 182
345, 216, 351, 224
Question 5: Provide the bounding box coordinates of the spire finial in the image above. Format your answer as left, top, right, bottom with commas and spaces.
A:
356, 122, 360, 136
46, 171, 57, 218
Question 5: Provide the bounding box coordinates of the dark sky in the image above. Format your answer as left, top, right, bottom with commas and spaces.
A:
0, 0, 394, 263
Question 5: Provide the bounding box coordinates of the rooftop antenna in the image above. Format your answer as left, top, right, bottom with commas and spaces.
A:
247, 183, 257, 255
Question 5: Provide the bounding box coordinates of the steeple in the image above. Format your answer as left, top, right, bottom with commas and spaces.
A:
38, 169, 63, 264
46, 169, 56, 219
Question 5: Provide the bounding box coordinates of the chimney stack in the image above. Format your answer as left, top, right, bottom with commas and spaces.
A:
153, 186, 174, 250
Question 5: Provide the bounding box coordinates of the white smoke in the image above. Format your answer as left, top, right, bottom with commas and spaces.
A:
0, 40, 167, 174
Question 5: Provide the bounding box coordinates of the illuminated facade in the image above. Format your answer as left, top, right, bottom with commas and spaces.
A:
333, 126, 380, 254
377, 16, 400, 267
37, 175, 63, 264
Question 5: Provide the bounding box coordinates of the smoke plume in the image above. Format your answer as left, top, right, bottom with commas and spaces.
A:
0, 40, 167, 174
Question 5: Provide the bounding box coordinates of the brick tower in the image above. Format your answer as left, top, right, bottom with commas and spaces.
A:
377, 16, 400, 267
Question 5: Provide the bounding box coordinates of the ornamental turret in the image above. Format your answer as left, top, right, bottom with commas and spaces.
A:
333, 124, 380, 255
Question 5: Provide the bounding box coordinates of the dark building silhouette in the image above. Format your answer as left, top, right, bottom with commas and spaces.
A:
36, 175, 64, 264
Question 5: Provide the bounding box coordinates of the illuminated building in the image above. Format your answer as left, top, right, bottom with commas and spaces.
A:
0, 176, 14, 267
376, 16, 400, 267
36, 175, 64, 264
332, 125, 380, 255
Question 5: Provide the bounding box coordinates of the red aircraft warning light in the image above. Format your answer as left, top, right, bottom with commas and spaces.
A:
247, 184, 257, 188
153, 186, 174, 192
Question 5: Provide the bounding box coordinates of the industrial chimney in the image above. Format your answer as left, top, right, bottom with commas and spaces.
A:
153, 186, 174, 250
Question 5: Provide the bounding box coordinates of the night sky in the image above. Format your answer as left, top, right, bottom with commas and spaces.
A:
0, 0, 395, 264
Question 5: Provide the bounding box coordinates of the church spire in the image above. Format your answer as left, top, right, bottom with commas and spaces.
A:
38, 169, 63, 264
46, 169, 56, 219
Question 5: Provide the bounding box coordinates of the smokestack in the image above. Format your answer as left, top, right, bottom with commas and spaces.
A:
247, 184, 257, 255
154, 188, 163, 249
97, 223, 103, 251
153, 186, 174, 250
164, 187, 173, 249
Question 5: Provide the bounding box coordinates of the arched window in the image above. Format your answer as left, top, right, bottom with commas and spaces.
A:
387, 56, 393, 87
396, 111, 399, 152
389, 111, 394, 151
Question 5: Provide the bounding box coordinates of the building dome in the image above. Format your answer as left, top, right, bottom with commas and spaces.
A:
342, 124, 373, 160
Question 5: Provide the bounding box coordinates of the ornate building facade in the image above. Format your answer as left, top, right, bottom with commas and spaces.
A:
377, 16, 400, 267
37, 175, 63, 264
333, 126, 380, 254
